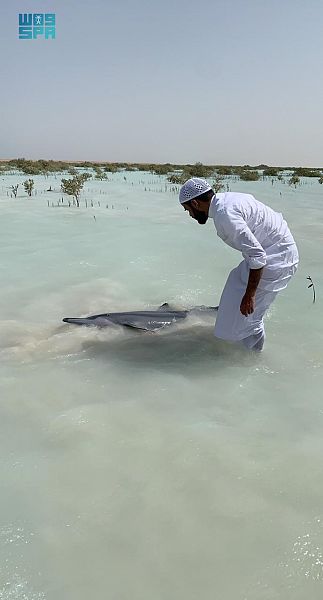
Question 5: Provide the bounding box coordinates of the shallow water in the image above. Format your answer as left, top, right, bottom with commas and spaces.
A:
1, 171, 323, 599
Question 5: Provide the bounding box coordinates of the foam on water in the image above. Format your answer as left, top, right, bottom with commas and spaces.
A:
1, 171, 323, 600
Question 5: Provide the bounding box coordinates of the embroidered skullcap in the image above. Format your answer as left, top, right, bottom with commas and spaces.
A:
179, 177, 212, 204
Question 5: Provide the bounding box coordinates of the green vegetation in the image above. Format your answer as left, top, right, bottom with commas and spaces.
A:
215, 166, 232, 175
167, 173, 188, 185
11, 184, 19, 198
61, 173, 91, 207
184, 162, 214, 178
151, 164, 172, 175
293, 167, 321, 178
78, 161, 93, 169
289, 175, 300, 186
68, 168, 78, 176
239, 170, 260, 181
104, 164, 119, 173
2, 160, 322, 187
0, 163, 11, 173
9, 158, 69, 175
165, 163, 213, 184
263, 167, 279, 177
212, 175, 225, 193
23, 179, 34, 197
93, 166, 108, 180
95, 171, 108, 180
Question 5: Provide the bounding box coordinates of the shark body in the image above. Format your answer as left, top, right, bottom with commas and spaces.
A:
63, 303, 218, 332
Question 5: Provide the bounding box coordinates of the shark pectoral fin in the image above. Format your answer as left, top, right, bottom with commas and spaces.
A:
123, 323, 153, 332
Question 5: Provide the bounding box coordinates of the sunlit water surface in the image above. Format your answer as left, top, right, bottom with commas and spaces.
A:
1, 171, 323, 600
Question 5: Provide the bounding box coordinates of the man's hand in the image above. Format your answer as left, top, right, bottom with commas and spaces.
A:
240, 293, 255, 316
240, 267, 263, 316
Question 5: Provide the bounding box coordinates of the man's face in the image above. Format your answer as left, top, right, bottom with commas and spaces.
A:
183, 200, 208, 225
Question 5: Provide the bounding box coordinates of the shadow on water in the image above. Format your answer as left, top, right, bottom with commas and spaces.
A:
80, 325, 256, 374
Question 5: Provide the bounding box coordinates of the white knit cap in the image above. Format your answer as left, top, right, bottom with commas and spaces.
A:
179, 177, 212, 204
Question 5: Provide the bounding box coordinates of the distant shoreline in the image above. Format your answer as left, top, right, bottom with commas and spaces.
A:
1, 158, 323, 171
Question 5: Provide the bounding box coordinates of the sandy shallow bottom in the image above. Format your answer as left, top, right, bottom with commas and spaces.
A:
1, 171, 323, 599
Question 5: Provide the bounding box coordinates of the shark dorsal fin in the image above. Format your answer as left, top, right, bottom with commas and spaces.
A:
159, 302, 170, 310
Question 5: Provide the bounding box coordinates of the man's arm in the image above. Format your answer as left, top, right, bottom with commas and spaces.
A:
214, 207, 267, 315
240, 267, 264, 316
215, 209, 267, 269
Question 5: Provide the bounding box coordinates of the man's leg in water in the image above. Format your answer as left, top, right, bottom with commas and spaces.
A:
214, 263, 278, 350
241, 330, 265, 352
239, 289, 279, 352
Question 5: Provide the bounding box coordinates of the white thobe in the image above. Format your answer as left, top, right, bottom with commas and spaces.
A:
209, 193, 299, 348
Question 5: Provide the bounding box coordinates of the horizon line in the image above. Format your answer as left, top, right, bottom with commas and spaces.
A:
1, 158, 322, 170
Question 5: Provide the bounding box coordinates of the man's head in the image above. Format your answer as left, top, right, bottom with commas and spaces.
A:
179, 177, 214, 225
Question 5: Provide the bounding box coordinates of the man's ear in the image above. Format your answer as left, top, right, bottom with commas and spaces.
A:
191, 199, 199, 209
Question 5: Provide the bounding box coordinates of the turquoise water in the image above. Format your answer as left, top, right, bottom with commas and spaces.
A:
1, 171, 323, 599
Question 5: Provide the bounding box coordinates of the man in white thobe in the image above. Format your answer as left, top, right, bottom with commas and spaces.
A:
179, 177, 299, 351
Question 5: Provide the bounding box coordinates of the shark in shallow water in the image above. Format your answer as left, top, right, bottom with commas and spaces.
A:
63, 303, 218, 332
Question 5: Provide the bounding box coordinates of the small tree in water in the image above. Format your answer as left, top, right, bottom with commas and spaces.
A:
263, 167, 279, 177
167, 173, 187, 184
61, 174, 90, 207
95, 168, 108, 180
184, 162, 214, 178
11, 184, 19, 198
239, 170, 260, 181
212, 175, 225, 193
24, 179, 34, 197
288, 175, 300, 187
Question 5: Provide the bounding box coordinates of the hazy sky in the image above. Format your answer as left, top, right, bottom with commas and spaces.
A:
1, 0, 323, 166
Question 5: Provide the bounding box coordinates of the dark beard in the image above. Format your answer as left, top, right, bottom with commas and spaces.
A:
193, 208, 208, 225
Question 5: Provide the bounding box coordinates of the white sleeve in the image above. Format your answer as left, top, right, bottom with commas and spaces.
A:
216, 209, 267, 269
